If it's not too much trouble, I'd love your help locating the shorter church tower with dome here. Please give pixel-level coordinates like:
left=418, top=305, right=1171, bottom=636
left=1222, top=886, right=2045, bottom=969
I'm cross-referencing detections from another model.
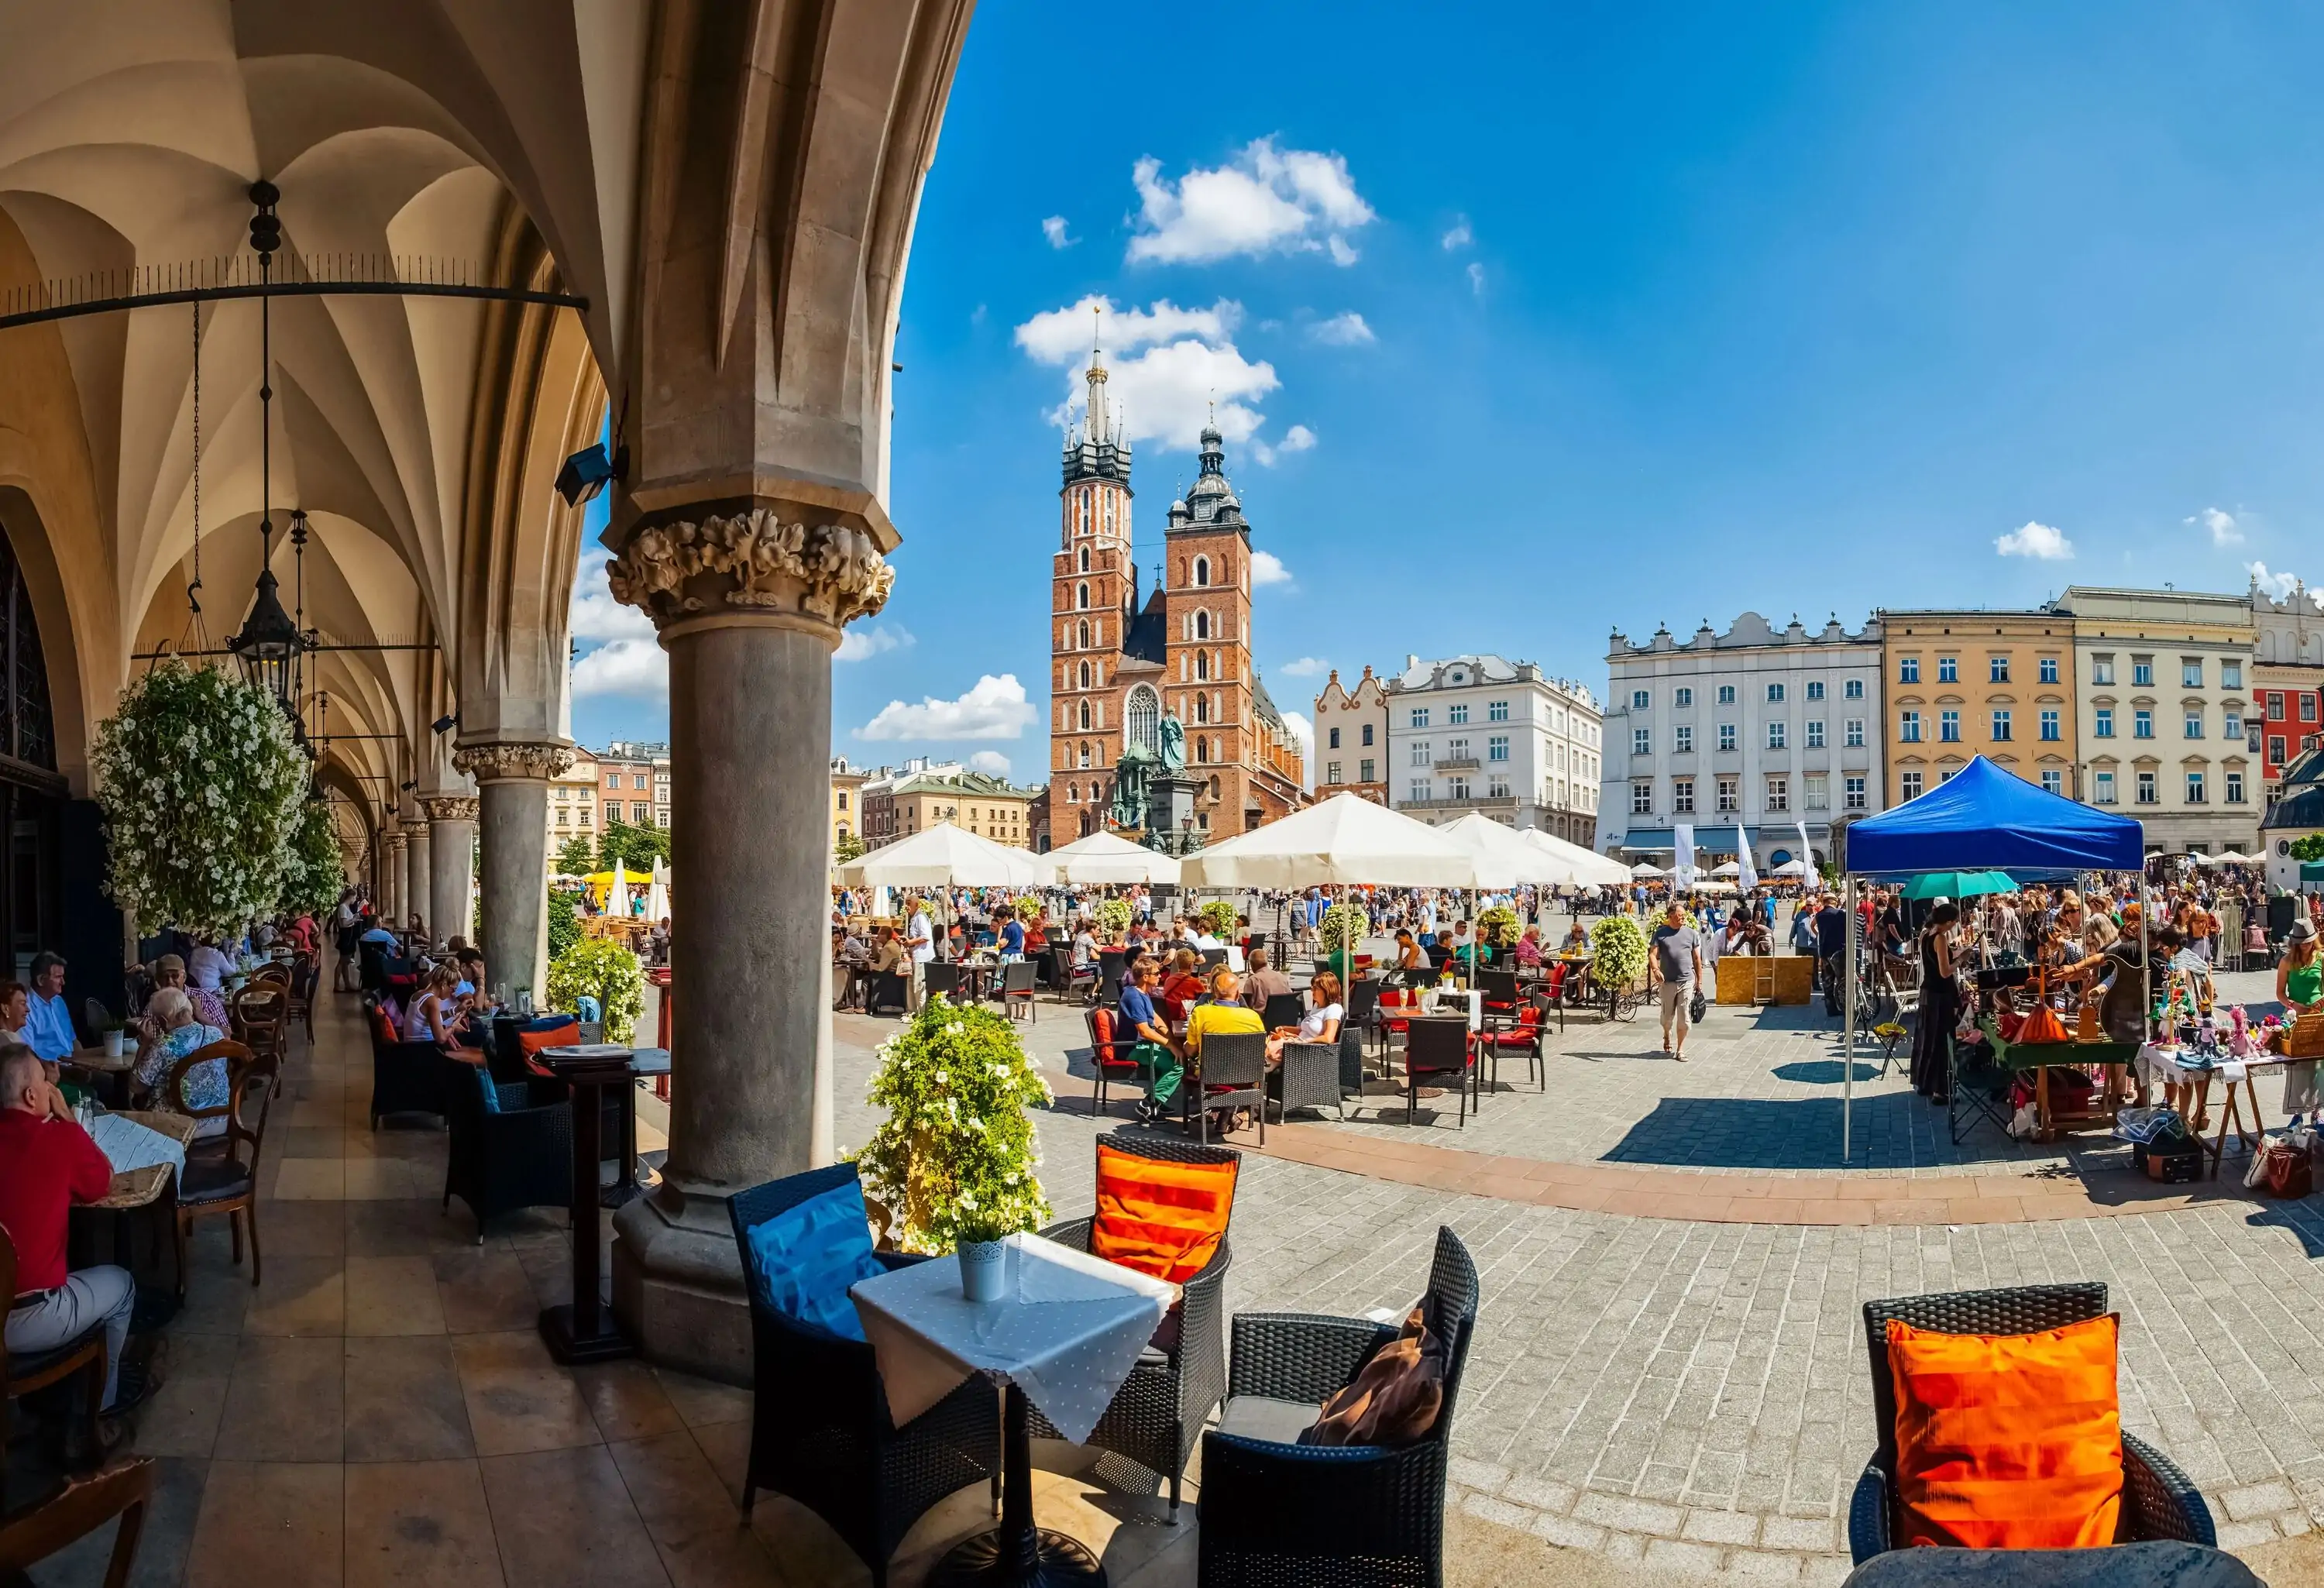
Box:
left=1047, top=338, right=1308, bottom=844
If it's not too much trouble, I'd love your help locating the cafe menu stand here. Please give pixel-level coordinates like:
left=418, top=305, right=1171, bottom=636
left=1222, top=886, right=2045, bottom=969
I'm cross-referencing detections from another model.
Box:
left=531, top=1043, right=662, bottom=1363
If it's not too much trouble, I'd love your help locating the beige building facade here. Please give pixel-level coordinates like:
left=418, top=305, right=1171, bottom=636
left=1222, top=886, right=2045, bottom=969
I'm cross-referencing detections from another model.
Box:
left=1312, top=666, right=1390, bottom=805
left=830, top=757, right=869, bottom=853
left=863, top=768, right=1036, bottom=850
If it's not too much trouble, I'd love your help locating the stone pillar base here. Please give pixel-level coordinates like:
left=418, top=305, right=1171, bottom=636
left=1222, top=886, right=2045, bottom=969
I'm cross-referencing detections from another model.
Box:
left=610, top=1177, right=753, bottom=1386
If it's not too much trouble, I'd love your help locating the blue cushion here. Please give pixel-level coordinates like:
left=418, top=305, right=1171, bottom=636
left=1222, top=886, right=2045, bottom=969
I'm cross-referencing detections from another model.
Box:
left=745, top=1179, right=882, bottom=1342
left=475, top=1066, right=500, bottom=1113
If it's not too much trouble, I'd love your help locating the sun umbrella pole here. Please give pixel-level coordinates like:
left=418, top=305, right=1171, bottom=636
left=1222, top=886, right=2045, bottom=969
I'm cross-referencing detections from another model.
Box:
left=1843, top=872, right=1857, bottom=1165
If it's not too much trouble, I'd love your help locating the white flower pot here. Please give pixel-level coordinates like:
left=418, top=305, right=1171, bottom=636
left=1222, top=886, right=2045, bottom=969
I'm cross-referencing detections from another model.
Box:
left=957, top=1239, right=1006, bottom=1303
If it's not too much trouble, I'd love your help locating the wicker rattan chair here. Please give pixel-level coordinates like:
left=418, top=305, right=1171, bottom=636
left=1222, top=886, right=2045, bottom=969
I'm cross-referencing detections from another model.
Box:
left=1032, top=1134, right=1239, bottom=1516
left=1270, top=1040, right=1346, bottom=1122
left=1199, top=1225, right=1480, bottom=1588
left=363, top=995, right=451, bottom=1127
left=442, top=1062, right=573, bottom=1243
left=1187, top=1031, right=1268, bottom=1145
left=727, top=1164, right=999, bottom=1586
left=1849, top=1283, right=2215, bottom=1563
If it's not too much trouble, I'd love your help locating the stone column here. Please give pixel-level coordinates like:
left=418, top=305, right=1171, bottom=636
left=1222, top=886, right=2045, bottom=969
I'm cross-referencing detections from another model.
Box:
left=608, top=507, right=892, bottom=1383
left=453, top=741, right=573, bottom=1003
left=381, top=831, right=405, bottom=923
left=421, top=794, right=478, bottom=949
left=406, top=823, right=432, bottom=936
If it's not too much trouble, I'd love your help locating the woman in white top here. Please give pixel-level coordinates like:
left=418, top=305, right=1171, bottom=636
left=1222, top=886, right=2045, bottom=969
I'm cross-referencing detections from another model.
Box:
left=186, top=937, right=235, bottom=992
left=404, top=961, right=462, bottom=1047
left=1267, top=971, right=1344, bottom=1060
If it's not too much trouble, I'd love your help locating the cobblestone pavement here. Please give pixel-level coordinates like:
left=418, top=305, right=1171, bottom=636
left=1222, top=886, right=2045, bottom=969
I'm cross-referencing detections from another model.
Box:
left=827, top=944, right=2324, bottom=1582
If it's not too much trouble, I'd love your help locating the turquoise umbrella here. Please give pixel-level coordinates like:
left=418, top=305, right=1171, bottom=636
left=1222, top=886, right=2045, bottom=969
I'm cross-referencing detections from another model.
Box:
left=1899, top=870, right=2016, bottom=900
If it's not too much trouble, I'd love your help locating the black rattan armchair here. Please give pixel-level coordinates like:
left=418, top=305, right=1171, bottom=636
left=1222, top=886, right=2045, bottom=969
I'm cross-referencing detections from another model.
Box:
left=1199, top=1225, right=1480, bottom=1588
left=442, top=1064, right=572, bottom=1243
left=363, top=995, right=449, bottom=1127
left=1188, top=1031, right=1268, bottom=1145
left=1033, top=1134, right=1239, bottom=1516
left=728, top=1164, right=999, bottom=1587
left=1270, top=1040, right=1346, bottom=1122
left=1849, top=1283, right=2215, bottom=1564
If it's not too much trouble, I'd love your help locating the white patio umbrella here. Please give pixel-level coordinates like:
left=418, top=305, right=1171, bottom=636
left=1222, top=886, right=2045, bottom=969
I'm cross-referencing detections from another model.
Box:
left=1439, top=812, right=1576, bottom=888
left=2202, top=850, right=2257, bottom=866
left=645, top=871, right=670, bottom=922
left=1178, top=791, right=1477, bottom=889
left=1629, top=861, right=1668, bottom=878
left=1515, top=828, right=1633, bottom=888
left=836, top=822, right=1048, bottom=890
left=1710, top=860, right=1742, bottom=878
left=1769, top=858, right=1812, bottom=878
left=1045, top=830, right=1182, bottom=886
left=607, top=868, right=631, bottom=918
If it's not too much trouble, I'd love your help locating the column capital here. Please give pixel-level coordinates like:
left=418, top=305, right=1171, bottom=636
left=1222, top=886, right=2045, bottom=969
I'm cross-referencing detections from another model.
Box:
left=453, top=739, right=577, bottom=785
left=606, top=505, right=893, bottom=644
left=420, top=794, right=481, bottom=823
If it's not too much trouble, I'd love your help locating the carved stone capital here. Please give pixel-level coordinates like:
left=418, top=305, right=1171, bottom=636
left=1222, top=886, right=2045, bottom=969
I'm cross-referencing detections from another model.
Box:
left=419, top=794, right=481, bottom=823
left=605, top=508, right=894, bottom=638
left=453, top=740, right=578, bottom=785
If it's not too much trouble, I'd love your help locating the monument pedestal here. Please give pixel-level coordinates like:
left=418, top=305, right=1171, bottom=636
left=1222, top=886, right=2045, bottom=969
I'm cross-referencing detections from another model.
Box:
left=1146, top=773, right=1203, bottom=855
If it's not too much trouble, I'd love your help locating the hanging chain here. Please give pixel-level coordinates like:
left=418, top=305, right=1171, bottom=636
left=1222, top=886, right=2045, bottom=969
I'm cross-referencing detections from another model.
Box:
left=174, top=297, right=209, bottom=662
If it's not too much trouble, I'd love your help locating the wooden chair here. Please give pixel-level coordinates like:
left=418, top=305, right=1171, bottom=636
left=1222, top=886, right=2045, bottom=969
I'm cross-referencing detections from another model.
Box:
left=0, top=1227, right=109, bottom=1508
left=169, top=1045, right=277, bottom=1298
left=0, top=1456, right=155, bottom=1584
left=228, top=984, right=288, bottom=1066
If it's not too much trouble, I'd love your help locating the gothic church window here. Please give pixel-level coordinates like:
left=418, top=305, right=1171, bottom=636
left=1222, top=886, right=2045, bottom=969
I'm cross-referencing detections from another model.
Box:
left=1195, top=610, right=1210, bottom=640
left=1078, top=700, right=1092, bottom=730
left=1077, top=583, right=1089, bottom=610
left=1077, top=620, right=1089, bottom=648
left=1078, top=546, right=1089, bottom=572
left=1078, top=661, right=1092, bottom=689
left=1196, top=653, right=1209, bottom=680
left=1128, top=686, right=1160, bottom=753
left=1195, top=556, right=1210, bottom=586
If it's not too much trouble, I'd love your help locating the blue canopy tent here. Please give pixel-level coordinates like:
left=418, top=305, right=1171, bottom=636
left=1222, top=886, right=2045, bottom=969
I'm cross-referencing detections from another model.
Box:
left=1836, top=758, right=2147, bottom=1160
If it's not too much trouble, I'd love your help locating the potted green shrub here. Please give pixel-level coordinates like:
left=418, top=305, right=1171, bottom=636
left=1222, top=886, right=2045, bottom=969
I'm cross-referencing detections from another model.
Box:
left=1477, top=904, right=1520, bottom=957
left=1096, top=897, right=1133, bottom=938
left=546, top=936, right=647, bottom=1042
left=1197, top=899, right=1240, bottom=940
left=1590, top=915, right=1649, bottom=1009
left=853, top=997, right=1052, bottom=1254
left=1319, top=899, right=1368, bottom=980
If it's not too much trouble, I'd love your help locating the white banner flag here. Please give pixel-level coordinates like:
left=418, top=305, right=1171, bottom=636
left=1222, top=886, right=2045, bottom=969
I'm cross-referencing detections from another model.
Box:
left=1734, top=823, right=1758, bottom=892
left=1798, top=820, right=1817, bottom=886
left=1674, top=822, right=1697, bottom=892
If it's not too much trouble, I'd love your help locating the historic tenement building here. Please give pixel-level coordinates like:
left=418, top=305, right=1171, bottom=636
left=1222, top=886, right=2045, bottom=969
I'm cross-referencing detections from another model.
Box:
left=1047, top=345, right=1305, bottom=842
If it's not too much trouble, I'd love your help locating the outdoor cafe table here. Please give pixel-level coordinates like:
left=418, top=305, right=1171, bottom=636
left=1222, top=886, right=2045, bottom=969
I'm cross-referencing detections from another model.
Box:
left=62, top=1042, right=136, bottom=1107
left=2139, top=1042, right=2295, bottom=1178
left=72, top=1109, right=196, bottom=1308
left=851, top=1232, right=1177, bottom=1586
left=531, top=1043, right=669, bottom=1365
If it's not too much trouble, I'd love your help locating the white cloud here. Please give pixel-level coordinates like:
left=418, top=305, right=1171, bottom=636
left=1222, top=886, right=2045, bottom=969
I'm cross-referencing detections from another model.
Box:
left=2188, top=506, right=2242, bottom=546
left=967, top=750, right=1013, bottom=777
left=858, top=674, right=1036, bottom=742
left=571, top=638, right=667, bottom=699
left=836, top=624, right=913, bottom=662
left=1308, top=311, right=1373, bottom=346
left=1277, top=424, right=1316, bottom=453
left=1250, top=550, right=1293, bottom=586
left=1040, top=215, right=1074, bottom=249
left=1278, top=656, right=1329, bottom=677
left=568, top=551, right=655, bottom=642
left=1126, top=138, right=1375, bottom=266
left=1466, top=261, right=1485, bottom=296
left=2247, top=561, right=2306, bottom=601
left=1441, top=218, right=1473, bottom=250
left=1995, top=521, right=2074, bottom=560
left=1015, top=294, right=1241, bottom=363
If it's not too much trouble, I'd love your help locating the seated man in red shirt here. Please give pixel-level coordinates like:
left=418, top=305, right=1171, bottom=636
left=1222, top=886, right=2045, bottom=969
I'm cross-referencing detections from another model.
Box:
left=0, top=1043, right=144, bottom=1418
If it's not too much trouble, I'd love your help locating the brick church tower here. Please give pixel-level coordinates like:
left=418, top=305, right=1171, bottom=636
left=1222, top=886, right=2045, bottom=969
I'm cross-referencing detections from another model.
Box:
left=1050, top=338, right=1134, bottom=820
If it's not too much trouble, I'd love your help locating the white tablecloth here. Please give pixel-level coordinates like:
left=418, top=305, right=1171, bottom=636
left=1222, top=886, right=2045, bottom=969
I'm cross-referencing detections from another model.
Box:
left=88, top=1112, right=187, bottom=1177
left=851, top=1232, right=1177, bottom=1444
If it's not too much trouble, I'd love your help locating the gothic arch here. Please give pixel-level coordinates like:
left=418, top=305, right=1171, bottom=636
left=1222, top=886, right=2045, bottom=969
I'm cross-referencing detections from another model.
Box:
left=1126, top=685, right=1159, bottom=754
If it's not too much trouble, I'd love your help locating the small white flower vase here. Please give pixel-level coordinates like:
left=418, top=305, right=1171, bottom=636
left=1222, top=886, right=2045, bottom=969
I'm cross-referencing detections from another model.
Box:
left=957, top=1239, right=1006, bottom=1303
left=105, top=1029, right=126, bottom=1058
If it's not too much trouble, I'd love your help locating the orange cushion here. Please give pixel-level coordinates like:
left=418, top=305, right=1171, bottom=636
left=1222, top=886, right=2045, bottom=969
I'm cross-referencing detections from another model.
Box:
left=1089, top=1142, right=1236, bottom=1283
left=517, top=1019, right=579, bottom=1056
left=373, top=1008, right=397, bottom=1047
left=1887, top=1314, right=2122, bottom=1549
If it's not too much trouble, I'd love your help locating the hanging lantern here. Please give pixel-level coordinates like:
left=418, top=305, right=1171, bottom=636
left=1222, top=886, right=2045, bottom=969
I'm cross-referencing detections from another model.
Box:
left=227, top=555, right=303, bottom=714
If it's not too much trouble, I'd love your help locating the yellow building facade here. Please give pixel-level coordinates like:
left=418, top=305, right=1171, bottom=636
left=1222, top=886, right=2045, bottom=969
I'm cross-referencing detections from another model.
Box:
left=1881, top=610, right=2078, bottom=805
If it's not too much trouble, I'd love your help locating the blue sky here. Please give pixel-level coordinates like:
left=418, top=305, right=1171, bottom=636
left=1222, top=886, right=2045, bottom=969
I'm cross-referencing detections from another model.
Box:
left=569, top=0, right=2324, bottom=777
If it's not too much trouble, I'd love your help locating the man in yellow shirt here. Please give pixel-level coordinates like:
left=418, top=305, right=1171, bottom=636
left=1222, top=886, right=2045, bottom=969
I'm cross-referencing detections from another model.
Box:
left=1181, top=968, right=1266, bottom=1130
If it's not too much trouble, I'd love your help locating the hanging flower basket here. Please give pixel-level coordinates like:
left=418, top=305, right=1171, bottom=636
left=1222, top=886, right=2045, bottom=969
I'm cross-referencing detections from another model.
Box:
left=90, top=659, right=308, bottom=938
left=280, top=796, right=348, bottom=918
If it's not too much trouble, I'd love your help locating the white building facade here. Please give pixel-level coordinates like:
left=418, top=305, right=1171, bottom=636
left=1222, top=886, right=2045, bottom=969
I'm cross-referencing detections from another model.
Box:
left=1386, top=655, right=1601, bottom=842
left=1600, top=613, right=1884, bottom=871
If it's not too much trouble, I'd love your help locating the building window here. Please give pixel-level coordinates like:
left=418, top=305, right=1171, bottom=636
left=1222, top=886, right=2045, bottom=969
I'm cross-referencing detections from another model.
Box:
left=1844, top=775, right=1867, bottom=811
left=2305, top=693, right=2319, bottom=722
left=1900, top=771, right=1923, bottom=801
left=2040, top=769, right=2062, bottom=796
left=1845, top=718, right=1865, bottom=748
left=1328, top=726, right=1341, bottom=749
left=1078, top=700, right=1092, bottom=730
left=2133, top=709, right=2153, bottom=739
left=2186, top=771, right=2206, bottom=804
left=1899, top=658, right=1920, bottom=683
left=1631, top=780, right=1655, bottom=815
left=1194, top=556, right=1209, bottom=586
left=2132, top=656, right=2154, bottom=686
left=1899, top=710, right=1923, bottom=743
left=2227, top=770, right=2247, bottom=803
left=2094, top=706, right=2114, bottom=738
left=1717, top=684, right=1736, bottom=704
left=1717, top=777, right=1739, bottom=813
left=1412, top=741, right=1432, bottom=767
left=1766, top=682, right=1786, bottom=703
left=1673, top=777, right=1695, bottom=813
left=556, top=809, right=569, bottom=827
left=1718, top=724, right=1738, bottom=751
left=634, top=803, right=651, bottom=823
left=2092, top=655, right=2115, bottom=686
left=1360, top=723, right=1375, bottom=747
left=1845, top=679, right=1864, bottom=699
left=2040, top=709, right=2060, bottom=741
left=2269, top=693, right=2287, bottom=721
left=1488, top=776, right=1511, bottom=798
left=1805, top=772, right=1828, bottom=808
left=581, top=809, right=593, bottom=827
left=1448, top=737, right=1470, bottom=762
left=1360, top=758, right=1376, bottom=782
left=2181, top=658, right=2203, bottom=688
left=2271, top=734, right=2288, bottom=764
left=1765, top=776, right=1788, bottom=812
left=1674, top=688, right=1693, bottom=707
left=1410, top=707, right=1429, bottom=727
left=2222, top=659, right=2243, bottom=689
left=1632, top=728, right=1651, bottom=754
left=1674, top=725, right=1693, bottom=752
left=1447, top=775, right=1471, bottom=800
left=1325, top=761, right=1342, bottom=784
left=1991, top=710, right=2012, bottom=741
left=2137, top=771, right=2157, bottom=804
left=1806, top=720, right=1824, bottom=748
left=2224, top=709, right=2243, bottom=741
left=1938, top=656, right=1958, bottom=683
left=1631, top=689, right=1649, bottom=710
left=2039, top=655, right=2059, bottom=684
left=1940, top=710, right=1961, bottom=742
left=2182, top=711, right=2202, bottom=740
left=1989, top=656, right=2009, bottom=683
left=1076, top=583, right=1089, bottom=610
left=1411, top=779, right=1430, bottom=803
left=1488, top=735, right=1510, bottom=761
left=1807, top=680, right=1826, bottom=701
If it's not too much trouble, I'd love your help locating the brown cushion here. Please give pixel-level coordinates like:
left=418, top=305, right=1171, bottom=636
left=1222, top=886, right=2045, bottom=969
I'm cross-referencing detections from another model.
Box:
left=1302, top=1304, right=1447, bottom=1448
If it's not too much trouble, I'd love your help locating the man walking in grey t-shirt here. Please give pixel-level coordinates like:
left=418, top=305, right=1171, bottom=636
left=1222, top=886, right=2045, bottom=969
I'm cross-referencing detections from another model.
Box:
left=1648, top=902, right=1706, bottom=1060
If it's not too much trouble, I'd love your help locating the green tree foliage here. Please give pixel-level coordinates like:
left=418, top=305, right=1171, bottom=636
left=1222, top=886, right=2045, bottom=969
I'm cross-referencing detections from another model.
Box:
left=556, top=836, right=597, bottom=875
left=834, top=832, right=868, bottom=864
left=851, top=997, right=1052, bottom=1253
left=598, top=818, right=671, bottom=874
left=2292, top=835, right=2324, bottom=863
left=545, top=936, right=646, bottom=1043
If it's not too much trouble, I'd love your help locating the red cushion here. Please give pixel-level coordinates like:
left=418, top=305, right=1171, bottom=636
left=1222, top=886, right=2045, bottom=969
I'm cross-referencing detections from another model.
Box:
left=373, top=1009, right=397, bottom=1047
